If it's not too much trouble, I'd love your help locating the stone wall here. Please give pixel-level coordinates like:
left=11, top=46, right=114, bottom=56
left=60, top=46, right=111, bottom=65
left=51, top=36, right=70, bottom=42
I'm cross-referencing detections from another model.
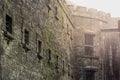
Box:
left=68, top=5, right=110, bottom=80
left=101, top=31, right=120, bottom=80
left=0, top=0, right=73, bottom=80
left=1, top=0, right=120, bottom=80
left=101, top=17, right=120, bottom=80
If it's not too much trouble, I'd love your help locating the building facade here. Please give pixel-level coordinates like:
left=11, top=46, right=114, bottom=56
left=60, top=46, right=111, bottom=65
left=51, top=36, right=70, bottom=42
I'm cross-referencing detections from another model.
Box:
left=0, top=0, right=73, bottom=80
left=0, top=0, right=120, bottom=80
left=101, top=18, right=120, bottom=80
left=67, top=5, right=111, bottom=80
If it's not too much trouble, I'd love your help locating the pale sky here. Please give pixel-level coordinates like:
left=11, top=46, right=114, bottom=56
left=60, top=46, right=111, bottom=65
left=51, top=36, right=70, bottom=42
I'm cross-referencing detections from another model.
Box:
left=68, top=0, right=120, bottom=17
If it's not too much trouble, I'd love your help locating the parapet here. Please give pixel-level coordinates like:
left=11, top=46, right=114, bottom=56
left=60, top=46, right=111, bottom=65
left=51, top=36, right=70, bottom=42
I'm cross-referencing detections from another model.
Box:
left=67, top=5, right=111, bottom=22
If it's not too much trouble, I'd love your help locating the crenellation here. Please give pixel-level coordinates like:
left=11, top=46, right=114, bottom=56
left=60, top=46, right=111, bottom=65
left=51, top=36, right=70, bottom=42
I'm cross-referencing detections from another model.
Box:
left=67, top=5, right=74, bottom=13
left=76, top=6, right=87, bottom=13
left=68, top=5, right=111, bottom=22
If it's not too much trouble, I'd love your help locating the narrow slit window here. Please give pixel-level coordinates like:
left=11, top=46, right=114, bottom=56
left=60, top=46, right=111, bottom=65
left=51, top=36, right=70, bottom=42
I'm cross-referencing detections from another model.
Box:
left=63, top=60, right=65, bottom=73
left=6, top=14, right=12, bottom=34
left=48, top=49, right=51, bottom=61
left=24, top=29, right=29, bottom=45
left=38, top=40, right=42, bottom=53
left=55, top=6, right=58, bottom=15
left=56, top=55, right=59, bottom=68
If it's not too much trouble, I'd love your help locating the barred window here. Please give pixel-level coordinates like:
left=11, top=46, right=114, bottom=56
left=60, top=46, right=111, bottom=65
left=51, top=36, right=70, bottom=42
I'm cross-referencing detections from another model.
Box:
left=85, top=33, right=94, bottom=55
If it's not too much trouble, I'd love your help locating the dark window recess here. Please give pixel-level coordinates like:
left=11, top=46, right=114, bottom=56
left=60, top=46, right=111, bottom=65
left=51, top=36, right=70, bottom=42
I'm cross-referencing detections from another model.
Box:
left=37, top=40, right=43, bottom=61
left=46, top=0, right=51, bottom=10
left=85, top=70, right=95, bottom=80
left=56, top=55, right=59, bottom=69
left=24, top=29, right=29, bottom=45
left=6, top=14, right=12, bottom=34
left=55, top=6, right=58, bottom=15
left=62, top=60, right=65, bottom=74
left=85, top=46, right=94, bottom=55
left=48, top=49, right=52, bottom=63
left=54, top=6, right=59, bottom=20
left=22, top=29, right=30, bottom=52
left=85, top=34, right=94, bottom=45
left=68, top=65, right=70, bottom=76
left=38, top=40, right=42, bottom=53
left=3, top=14, right=14, bottom=44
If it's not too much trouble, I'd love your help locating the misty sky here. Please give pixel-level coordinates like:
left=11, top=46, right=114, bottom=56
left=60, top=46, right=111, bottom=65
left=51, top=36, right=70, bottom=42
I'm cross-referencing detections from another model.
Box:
left=68, top=0, right=120, bottom=17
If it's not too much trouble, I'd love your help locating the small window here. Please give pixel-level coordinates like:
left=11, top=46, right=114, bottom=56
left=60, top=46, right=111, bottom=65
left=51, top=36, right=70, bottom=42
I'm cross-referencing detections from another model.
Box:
left=46, top=0, right=51, bottom=11
left=6, top=14, right=12, bottom=34
left=85, top=46, right=94, bottom=55
left=36, top=40, right=43, bottom=61
left=48, top=49, right=51, bottom=62
left=55, top=6, right=58, bottom=15
left=24, top=29, right=29, bottom=45
left=62, top=60, right=65, bottom=74
left=85, top=34, right=94, bottom=45
left=56, top=55, right=59, bottom=68
left=68, top=64, right=70, bottom=76
left=38, top=40, right=42, bottom=53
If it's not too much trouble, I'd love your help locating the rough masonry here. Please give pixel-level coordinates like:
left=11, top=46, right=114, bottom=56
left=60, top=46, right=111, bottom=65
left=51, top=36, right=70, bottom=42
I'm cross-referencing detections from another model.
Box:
left=0, top=0, right=120, bottom=80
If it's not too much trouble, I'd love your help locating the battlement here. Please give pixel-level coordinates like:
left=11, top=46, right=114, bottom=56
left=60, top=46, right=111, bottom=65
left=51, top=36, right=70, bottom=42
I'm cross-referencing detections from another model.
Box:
left=59, top=0, right=111, bottom=22
left=67, top=5, right=111, bottom=22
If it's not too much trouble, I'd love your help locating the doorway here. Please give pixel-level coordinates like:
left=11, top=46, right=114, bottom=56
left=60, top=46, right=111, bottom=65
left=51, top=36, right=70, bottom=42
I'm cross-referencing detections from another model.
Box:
left=85, top=70, right=95, bottom=80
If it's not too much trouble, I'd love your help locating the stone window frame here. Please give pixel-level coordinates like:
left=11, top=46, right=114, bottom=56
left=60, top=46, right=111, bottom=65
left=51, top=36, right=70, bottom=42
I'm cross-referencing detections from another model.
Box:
left=36, top=33, right=43, bottom=61
left=54, top=5, right=59, bottom=20
left=68, top=64, right=71, bottom=76
left=24, top=29, right=29, bottom=45
left=6, top=14, right=13, bottom=34
left=55, top=55, right=59, bottom=69
left=48, top=49, right=51, bottom=60
left=37, top=40, right=42, bottom=53
left=84, top=33, right=95, bottom=56
left=62, top=60, right=65, bottom=74
left=48, top=49, right=52, bottom=64
left=21, top=27, right=30, bottom=53
left=55, top=6, right=58, bottom=15
left=55, top=54, right=62, bottom=73
left=46, top=0, right=52, bottom=11
left=3, top=13, right=14, bottom=44
left=84, top=46, right=94, bottom=56
left=85, top=33, right=94, bottom=46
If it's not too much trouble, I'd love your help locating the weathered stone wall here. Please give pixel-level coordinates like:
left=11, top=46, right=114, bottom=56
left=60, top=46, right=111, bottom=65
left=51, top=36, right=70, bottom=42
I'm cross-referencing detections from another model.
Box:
left=0, top=0, right=73, bottom=80
left=101, top=31, right=120, bottom=80
left=101, top=16, right=120, bottom=80
left=1, top=0, right=120, bottom=80
left=68, top=5, right=110, bottom=80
